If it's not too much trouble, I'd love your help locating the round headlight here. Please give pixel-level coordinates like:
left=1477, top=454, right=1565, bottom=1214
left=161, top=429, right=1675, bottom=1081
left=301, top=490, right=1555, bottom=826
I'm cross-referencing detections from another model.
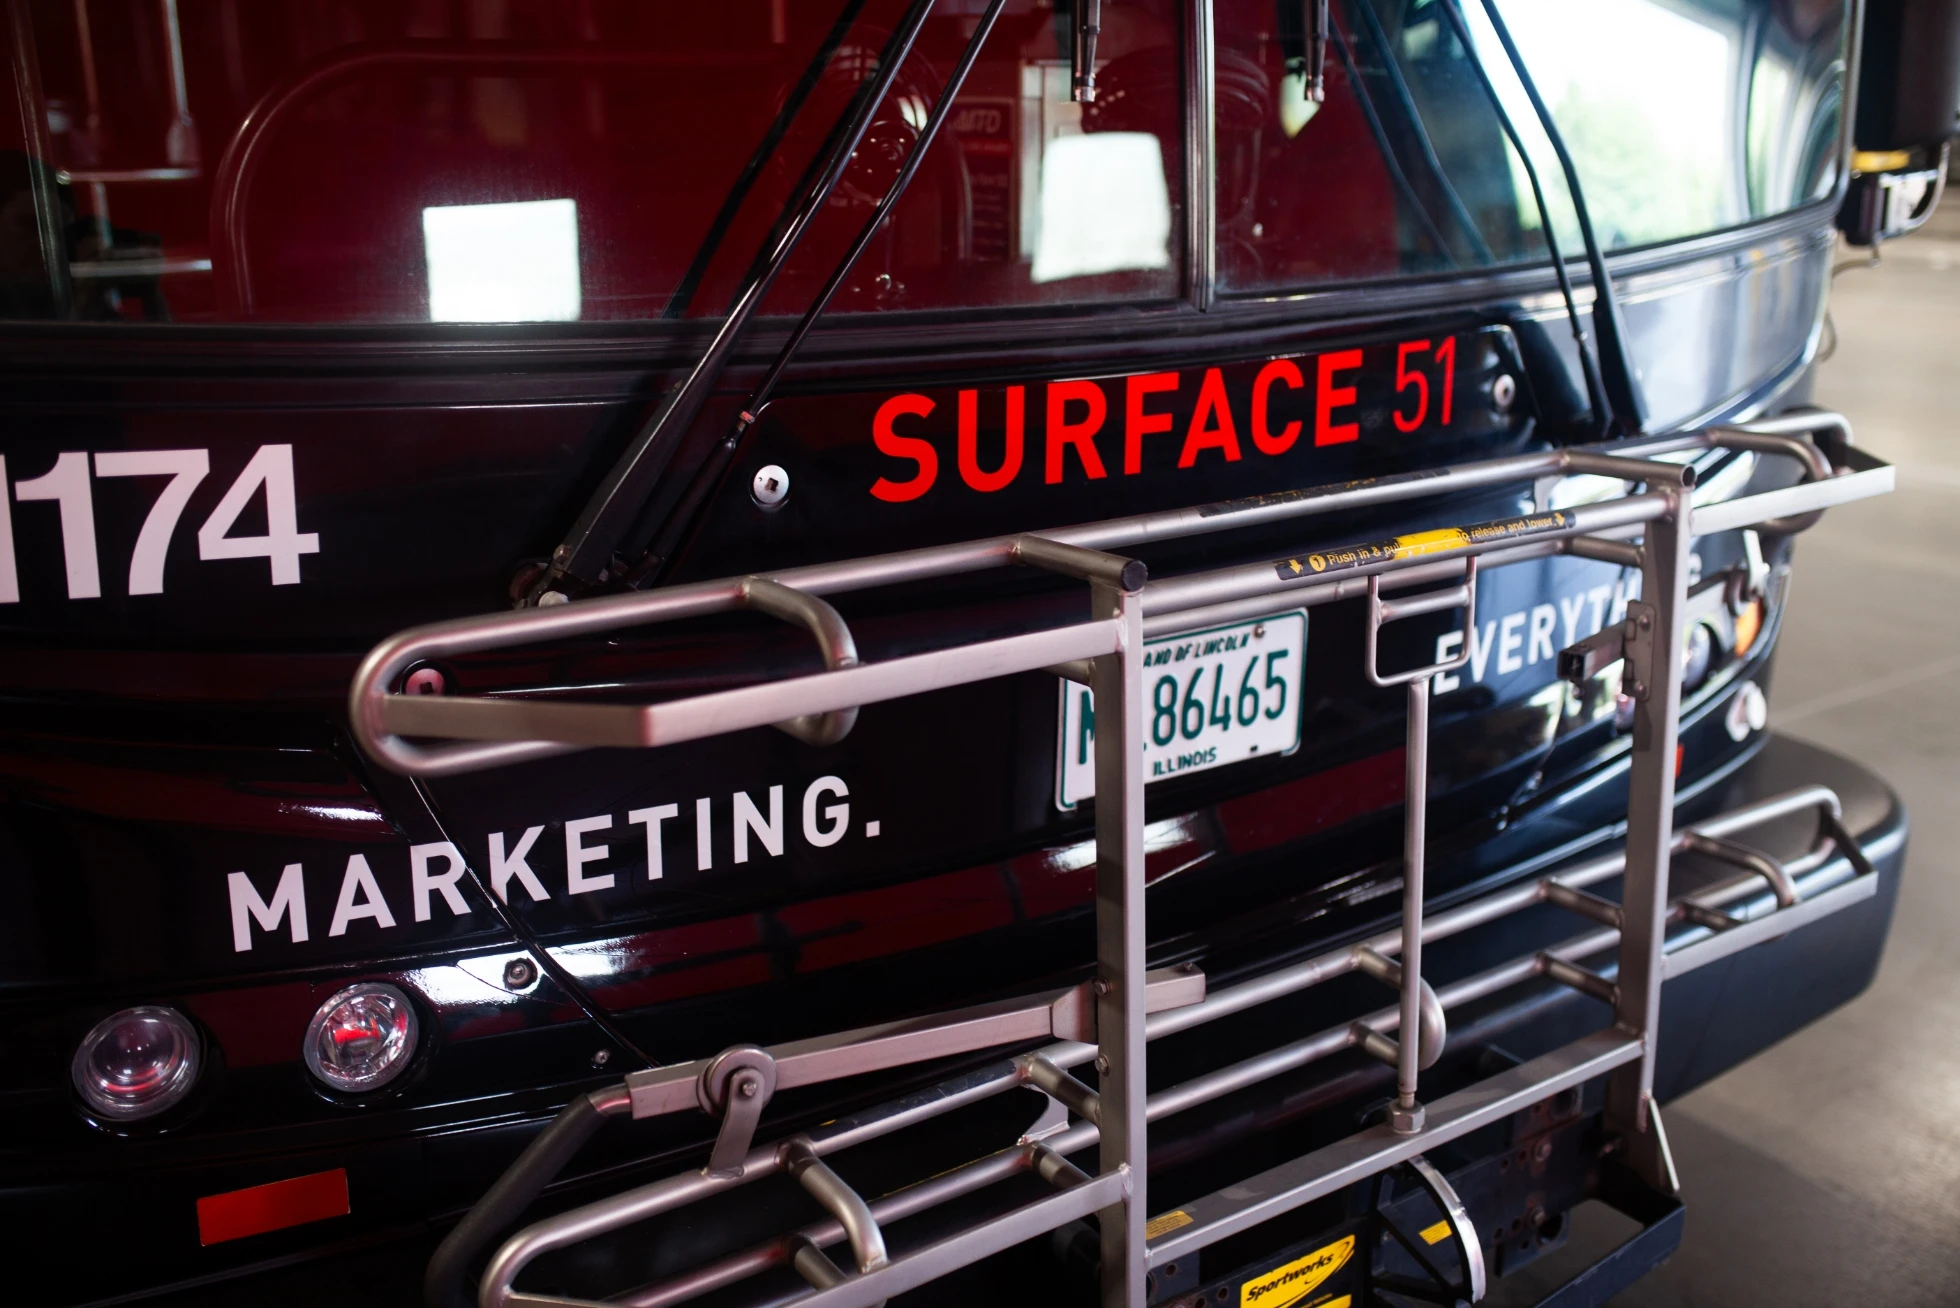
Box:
left=303, top=982, right=418, bottom=1094
left=1681, top=622, right=1715, bottom=694
left=72, top=1005, right=202, bottom=1121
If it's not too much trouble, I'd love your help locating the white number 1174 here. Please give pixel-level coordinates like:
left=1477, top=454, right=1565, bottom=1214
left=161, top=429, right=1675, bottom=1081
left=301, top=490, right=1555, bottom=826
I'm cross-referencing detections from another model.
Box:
left=0, top=444, right=320, bottom=603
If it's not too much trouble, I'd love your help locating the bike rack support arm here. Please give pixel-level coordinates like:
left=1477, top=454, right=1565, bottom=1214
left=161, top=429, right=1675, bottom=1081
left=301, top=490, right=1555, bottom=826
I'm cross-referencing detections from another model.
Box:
left=424, top=1083, right=631, bottom=1308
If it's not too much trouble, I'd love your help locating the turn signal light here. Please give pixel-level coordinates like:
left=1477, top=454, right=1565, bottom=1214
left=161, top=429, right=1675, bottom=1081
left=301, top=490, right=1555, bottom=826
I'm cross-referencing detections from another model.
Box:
left=72, top=1006, right=202, bottom=1121
left=1733, top=597, right=1764, bottom=658
left=304, top=983, right=418, bottom=1093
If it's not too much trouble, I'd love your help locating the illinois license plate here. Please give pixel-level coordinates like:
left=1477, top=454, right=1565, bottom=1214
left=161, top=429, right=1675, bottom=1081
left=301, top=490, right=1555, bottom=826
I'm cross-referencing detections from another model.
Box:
left=1055, top=612, right=1307, bottom=809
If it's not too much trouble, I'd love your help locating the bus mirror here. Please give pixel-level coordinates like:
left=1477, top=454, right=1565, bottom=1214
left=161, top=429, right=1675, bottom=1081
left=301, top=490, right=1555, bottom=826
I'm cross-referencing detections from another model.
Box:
left=1841, top=0, right=1960, bottom=245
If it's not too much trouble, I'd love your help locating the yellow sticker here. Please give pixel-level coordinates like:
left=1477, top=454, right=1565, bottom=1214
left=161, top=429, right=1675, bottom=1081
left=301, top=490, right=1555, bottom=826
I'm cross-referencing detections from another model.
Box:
left=1144, top=1210, right=1194, bottom=1239
left=1240, top=1234, right=1355, bottom=1308
left=1389, top=528, right=1471, bottom=561
left=1419, top=1219, right=1453, bottom=1246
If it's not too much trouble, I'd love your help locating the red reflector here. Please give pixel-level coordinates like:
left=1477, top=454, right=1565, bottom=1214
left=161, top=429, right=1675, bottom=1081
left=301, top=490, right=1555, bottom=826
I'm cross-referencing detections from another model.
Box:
left=196, top=1168, right=349, bottom=1246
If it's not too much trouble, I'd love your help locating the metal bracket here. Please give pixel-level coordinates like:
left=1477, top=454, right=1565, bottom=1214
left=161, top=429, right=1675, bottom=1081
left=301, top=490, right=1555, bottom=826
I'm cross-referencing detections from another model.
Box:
left=1556, top=620, right=1625, bottom=688
left=1558, top=596, right=1663, bottom=702
left=1619, top=601, right=1658, bottom=701
left=699, top=1045, right=778, bottom=1177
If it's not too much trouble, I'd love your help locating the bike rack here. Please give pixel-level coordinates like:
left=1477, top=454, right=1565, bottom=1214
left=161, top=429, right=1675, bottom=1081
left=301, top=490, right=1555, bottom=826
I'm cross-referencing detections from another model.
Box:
left=351, top=413, right=1893, bottom=1308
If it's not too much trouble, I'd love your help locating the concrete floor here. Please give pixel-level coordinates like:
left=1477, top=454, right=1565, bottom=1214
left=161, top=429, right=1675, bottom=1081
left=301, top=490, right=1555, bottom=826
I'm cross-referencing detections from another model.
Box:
left=1604, top=210, right=1960, bottom=1302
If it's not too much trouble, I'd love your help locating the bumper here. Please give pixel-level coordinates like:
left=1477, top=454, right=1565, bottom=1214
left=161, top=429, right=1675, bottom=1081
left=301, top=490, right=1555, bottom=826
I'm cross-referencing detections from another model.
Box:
left=12, top=731, right=1904, bottom=1307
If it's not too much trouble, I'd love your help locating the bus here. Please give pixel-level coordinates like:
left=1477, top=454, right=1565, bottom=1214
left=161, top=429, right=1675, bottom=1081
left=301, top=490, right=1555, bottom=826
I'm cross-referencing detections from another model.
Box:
left=1, top=1, right=1948, bottom=1304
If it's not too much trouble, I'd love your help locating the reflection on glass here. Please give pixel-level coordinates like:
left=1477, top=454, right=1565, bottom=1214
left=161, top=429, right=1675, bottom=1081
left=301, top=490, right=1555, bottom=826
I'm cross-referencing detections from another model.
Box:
left=1032, top=133, right=1173, bottom=283
left=422, top=199, right=582, bottom=323
left=1474, top=0, right=1737, bottom=248
left=2, top=1, right=1185, bottom=323
left=1213, top=0, right=1846, bottom=296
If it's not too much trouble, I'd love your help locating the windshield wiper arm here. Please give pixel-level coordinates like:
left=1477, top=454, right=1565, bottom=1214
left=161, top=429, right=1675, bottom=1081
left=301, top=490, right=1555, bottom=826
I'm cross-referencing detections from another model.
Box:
left=664, top=0, right=874, bottom=321
left=531, top=0, right=938, bottom=602
left=1346, top=0, right=1495, bottom=264
left=1474, top=0, right=1647, bottom=433
left=637, top=0, right=1013, bottom=581
left=1437, top=0, right=1613, bottom=434
left=1329, top=15, right=1460, bottom=265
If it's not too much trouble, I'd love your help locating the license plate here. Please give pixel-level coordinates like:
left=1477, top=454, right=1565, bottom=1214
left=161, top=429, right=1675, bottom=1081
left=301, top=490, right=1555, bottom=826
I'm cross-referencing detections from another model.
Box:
left=1055, top=612, right=1307, bottom=809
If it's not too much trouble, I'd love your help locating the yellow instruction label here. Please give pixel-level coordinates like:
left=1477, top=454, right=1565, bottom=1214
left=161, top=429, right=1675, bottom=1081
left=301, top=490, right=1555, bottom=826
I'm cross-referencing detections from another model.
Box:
left=1239, top=1234, right=1355, bottom=1308
left=1144, top=1210, right=1193, bottom=1239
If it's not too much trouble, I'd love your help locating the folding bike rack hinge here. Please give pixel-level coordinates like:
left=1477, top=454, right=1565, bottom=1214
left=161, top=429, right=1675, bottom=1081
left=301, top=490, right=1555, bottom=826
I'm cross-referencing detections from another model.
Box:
left=699, top=1045, right=778, bottom=1178
left=1619, top=600, right=1659, bottom=701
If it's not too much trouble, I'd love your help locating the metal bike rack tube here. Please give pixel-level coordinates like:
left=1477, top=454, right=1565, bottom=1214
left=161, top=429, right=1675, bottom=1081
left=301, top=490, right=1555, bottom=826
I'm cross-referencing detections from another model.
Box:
left=351, top=421, right=1878, bottom=781
left=392, top=418, right=1888, bottom=1308
left=490, top=786, right=1877, bottom=1308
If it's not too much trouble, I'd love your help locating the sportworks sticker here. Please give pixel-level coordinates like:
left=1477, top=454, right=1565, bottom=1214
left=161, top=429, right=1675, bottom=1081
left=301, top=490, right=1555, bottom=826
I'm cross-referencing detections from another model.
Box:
left=1240, top=1234, right=1355, bottom=1308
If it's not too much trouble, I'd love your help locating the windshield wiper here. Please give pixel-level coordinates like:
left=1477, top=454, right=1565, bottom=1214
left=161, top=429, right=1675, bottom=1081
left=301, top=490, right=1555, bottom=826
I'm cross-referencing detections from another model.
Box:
left=1326, top=10, right=1461, bottom=266
left=530, top=0, right=939, bottom=602
left=639, top=0, right=1014, bottom=583
left=1474, top=0, right=1646, bottom=434
left=663, top=0, right=873, bottom=321
left=1437, top=0, right=1614, bottom=434
left=1326, top=16, right=1459, bottom=264
left=1346, top=0, right=1495, bottom=264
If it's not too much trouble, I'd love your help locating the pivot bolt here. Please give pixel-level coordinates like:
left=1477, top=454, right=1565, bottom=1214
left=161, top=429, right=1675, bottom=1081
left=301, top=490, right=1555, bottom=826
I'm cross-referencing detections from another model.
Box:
left=502, top=957, right=537, bottom=989
left=591, top=1049, right=612, bottom=1069
left=403, top=665, right=446, bottom=696
left=1491, top=373, right=1517, bottom=413
left=752, top=464, right=791, bottom=508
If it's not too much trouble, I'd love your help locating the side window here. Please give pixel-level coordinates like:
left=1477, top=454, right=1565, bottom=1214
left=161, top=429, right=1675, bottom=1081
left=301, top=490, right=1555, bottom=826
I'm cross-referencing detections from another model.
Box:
left=0, top=0, right=1183, bottom=324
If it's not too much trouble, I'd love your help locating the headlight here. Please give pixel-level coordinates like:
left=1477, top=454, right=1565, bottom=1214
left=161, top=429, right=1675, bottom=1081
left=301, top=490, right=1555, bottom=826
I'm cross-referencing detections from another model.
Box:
left=72, top=1006, right=202, bottom=1121
left=303, top=982, right=419, bottom=1094
left=1681, top=623, right=1715, bottom=693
